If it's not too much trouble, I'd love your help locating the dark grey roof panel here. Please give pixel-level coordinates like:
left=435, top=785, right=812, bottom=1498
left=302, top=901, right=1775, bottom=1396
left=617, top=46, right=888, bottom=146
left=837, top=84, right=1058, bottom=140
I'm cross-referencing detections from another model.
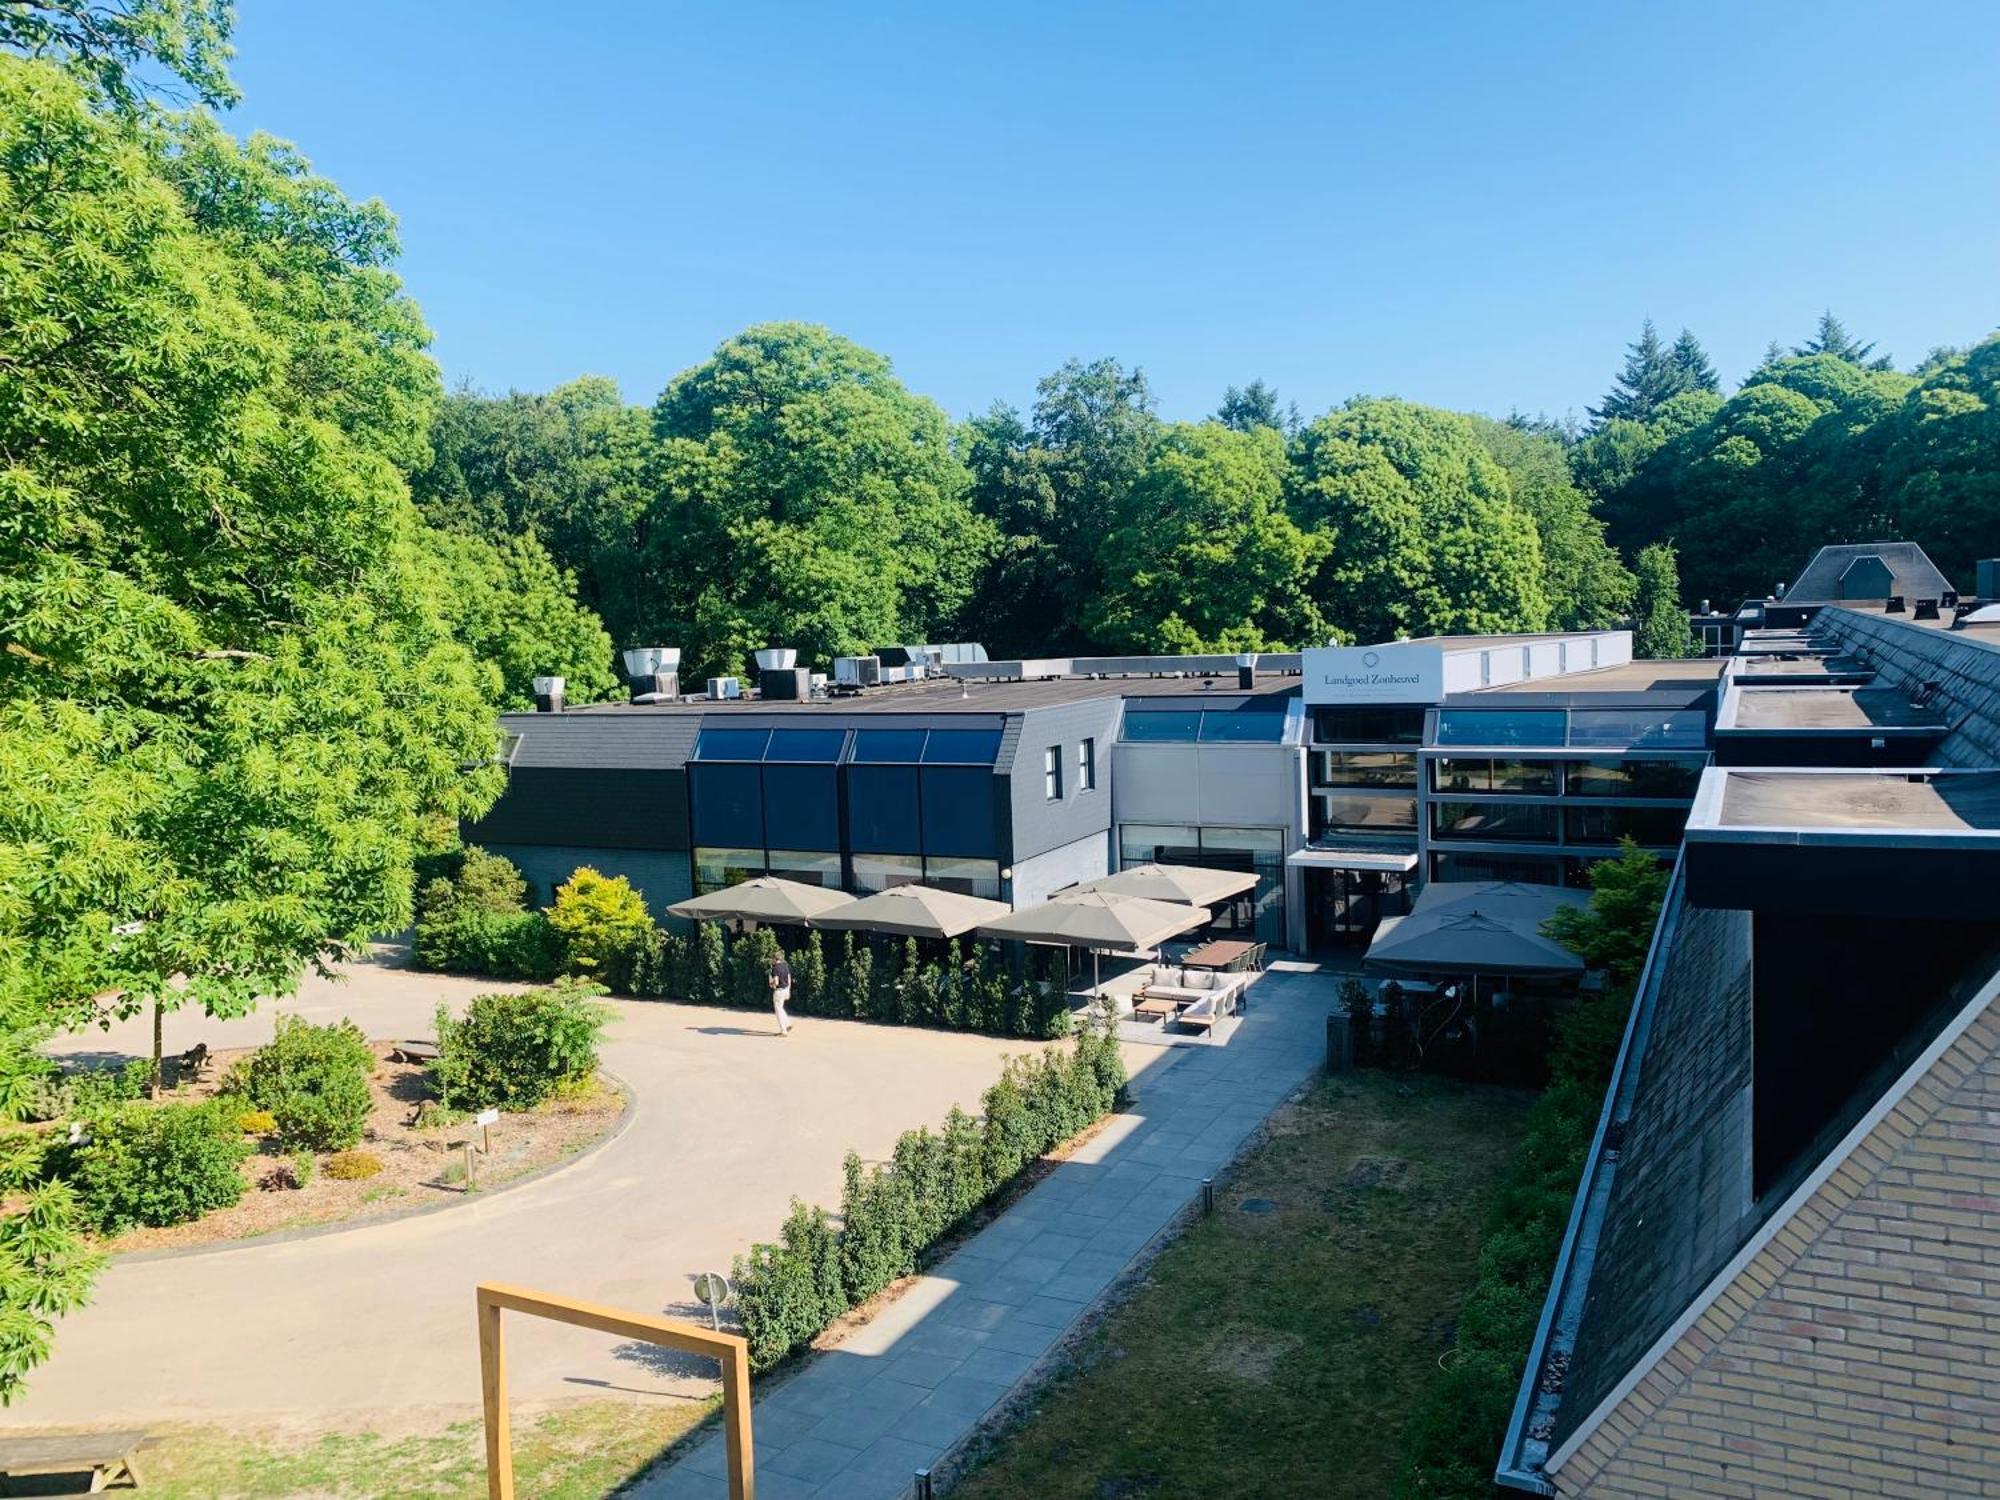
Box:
left=501, top=713, right=699, bottom=771
left=1787, top=541, right=1953, bottom=603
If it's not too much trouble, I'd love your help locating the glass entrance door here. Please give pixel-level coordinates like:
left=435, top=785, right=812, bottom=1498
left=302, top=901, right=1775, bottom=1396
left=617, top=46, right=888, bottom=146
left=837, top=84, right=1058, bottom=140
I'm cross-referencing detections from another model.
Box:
left=1306, top=868, right=1408, bottom=950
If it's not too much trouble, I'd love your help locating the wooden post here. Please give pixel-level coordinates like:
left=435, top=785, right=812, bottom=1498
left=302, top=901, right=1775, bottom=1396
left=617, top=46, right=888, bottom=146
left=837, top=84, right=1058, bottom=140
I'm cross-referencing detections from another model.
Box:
left=475, top=1283, right=754, bottom=1500
left=478, top=1293, right=510, bottom=1500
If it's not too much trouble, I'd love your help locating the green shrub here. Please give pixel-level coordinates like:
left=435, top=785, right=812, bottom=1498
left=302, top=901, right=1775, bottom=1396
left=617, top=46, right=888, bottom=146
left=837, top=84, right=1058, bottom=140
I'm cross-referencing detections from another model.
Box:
left=790, top=932, right=827, bottom=1015
left=235, top=1108, right=276, bottom=1135
left=415, top=906, right=562, bottom=981
left=686, top=921, right=726, bottom=1004
left=21, top=1058, right=151, bottom=1123
left=225, top=1016, right=375, bottom=1152
left=323, top=1150, right=383, bottom=1181
left=547, top=867, right=653, bottom=978
left=70, top=1101, right=249, bottom=1232
left=729, top=927, right=782, bottom=1009
left=732, top=1010, right=1125, bottom=1372
left=432, top=981, right=609, bottom=1112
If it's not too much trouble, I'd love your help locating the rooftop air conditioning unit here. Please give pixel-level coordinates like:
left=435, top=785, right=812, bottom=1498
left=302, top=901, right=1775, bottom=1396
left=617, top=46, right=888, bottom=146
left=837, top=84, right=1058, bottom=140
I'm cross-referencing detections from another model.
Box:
left=753, top=647, right=798, bottom=672
left=833, top=656, right=881, bottom=689
left=531, top=675, right=564, bottom=713
left=622, top=646, right=681, bottom=700
left=707, top=677, right=742, bottom=701
left=760, top=667, right=810, bottom=701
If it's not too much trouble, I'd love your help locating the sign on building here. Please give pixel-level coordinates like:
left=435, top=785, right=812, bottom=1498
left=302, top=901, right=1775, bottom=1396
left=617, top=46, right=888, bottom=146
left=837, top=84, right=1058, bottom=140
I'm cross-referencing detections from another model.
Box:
left=1302, top=643, right=1445, bottom=705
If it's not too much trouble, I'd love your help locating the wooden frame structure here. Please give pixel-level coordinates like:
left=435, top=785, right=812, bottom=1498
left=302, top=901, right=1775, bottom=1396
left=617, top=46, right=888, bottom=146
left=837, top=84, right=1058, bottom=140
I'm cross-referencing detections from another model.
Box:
left=476, top=1281, right=755, bottom=1500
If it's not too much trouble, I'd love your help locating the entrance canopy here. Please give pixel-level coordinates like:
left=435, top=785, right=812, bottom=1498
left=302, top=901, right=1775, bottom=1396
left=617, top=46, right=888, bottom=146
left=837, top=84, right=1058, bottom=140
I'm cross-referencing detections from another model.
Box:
left=977, top=890, right=1208, bottom=953
left=809, top=884, right=1010, bottom=939
left=1364, top=880, right=1588, bottom=978
left=1075, top=862, right=1257, bottom=907
left=667, top=876, right=856, bottom=926
left=1287, top=846, right=1419, bottom=873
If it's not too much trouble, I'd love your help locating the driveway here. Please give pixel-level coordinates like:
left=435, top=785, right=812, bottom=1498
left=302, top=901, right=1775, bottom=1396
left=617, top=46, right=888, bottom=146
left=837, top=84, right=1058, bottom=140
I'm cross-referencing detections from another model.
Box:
left=9, top=954, right=1171, bottom=1431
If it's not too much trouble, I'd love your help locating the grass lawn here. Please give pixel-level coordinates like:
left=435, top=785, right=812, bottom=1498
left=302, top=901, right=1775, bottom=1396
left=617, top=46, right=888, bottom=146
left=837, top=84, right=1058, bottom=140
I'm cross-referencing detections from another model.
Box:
left=951, top=1069, right=1533, bottom=1500
left=69, top=1396, right=716, bottom=1499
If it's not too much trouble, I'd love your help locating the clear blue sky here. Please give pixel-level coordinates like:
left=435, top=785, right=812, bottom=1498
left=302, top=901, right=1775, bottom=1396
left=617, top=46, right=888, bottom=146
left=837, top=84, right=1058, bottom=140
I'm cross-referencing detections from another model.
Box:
left=231, top=1, right=2000, bottom=424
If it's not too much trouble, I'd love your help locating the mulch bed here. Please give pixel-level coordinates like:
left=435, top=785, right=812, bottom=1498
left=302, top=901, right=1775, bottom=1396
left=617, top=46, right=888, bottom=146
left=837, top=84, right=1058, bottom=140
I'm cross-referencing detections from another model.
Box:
left=98, top=1043, right=624, bottom=1255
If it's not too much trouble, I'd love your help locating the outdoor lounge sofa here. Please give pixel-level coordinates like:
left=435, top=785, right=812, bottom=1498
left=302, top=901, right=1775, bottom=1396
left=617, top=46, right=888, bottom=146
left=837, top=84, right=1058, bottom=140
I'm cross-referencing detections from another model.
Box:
left=1133, top=965, right=1252, bottom=1030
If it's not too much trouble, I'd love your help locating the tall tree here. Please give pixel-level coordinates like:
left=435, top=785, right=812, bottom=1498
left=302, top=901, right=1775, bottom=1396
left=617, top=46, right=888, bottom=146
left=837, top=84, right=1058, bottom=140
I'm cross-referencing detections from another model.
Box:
left=0, top=0, right=235, bottom=110
left=630, top=324, right=989, bottom=680
left=1588, top=319, right=1692, bottom=427
left=0, top=54, right=503, bottom=1393
left=1632, top=542, right=1698, bottom=658
left=1084, top=424, right=1327, bottom=652
left=418, top=530, right=620, bottom=709
left=1290, top=399, right=1550, bottom=641
left=1869, top=334, right=2000, bottom=585
left=1794, top=310, right=1892, bottom=371
left=1669, top=328, right=1719, bottom=393
left=1215, top=380, right=1300, bottom=436
left=1467, top=417, right=1635, bottom=630
left=961, top=358, right=1160, bottom=655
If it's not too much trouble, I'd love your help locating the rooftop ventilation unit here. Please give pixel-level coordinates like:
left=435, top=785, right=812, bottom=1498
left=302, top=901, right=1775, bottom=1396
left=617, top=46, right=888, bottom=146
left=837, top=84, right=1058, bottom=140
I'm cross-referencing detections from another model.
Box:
left=531, top=675, right=565, bottom=714
left=760, top=666, right=810, bottom=701
left=1885, top=594, right=1906, bottom=614
left=1914, top=598, right=1942, bottom=621
left=753, top=647, right=798, bottom=673
left=1942, top=590, right=1961, bottom=611
left=707, top=676, right=742, bottom=701
left=833, top=656, right=881, bottom=691
left=622, top=646, right=681, bottom=700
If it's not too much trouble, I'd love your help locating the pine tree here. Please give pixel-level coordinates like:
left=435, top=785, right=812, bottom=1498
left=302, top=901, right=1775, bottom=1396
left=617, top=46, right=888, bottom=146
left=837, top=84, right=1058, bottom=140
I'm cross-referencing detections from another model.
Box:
left=1793, top=310, right=1893, bottom=371
left=1215, top=380, right=1300, bottom=436
left=1669, top=329, right=1719, bottom=393
left=1589, top=319, right=1687, bottom=426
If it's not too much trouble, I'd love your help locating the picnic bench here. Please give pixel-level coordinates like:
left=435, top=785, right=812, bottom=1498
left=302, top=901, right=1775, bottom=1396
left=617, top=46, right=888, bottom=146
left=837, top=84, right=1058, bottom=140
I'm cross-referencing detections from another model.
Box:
left=388, top=1039, right=441, bottom=1064
left=0, top=1429, right=147, bottom=1492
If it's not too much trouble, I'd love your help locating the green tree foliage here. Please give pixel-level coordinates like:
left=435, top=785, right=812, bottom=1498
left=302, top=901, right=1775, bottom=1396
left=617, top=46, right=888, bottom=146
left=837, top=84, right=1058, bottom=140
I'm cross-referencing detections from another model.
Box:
left=417, top=528, right=619, bottom=708
left=1085, top=423, right=1328, bottom=652
left=545, top=868, right=652, bottom=978
left=431, top=982, right=609, bottom=1113
left=963, top=358, right=1161, bottom=655
left=0, top=0, right=236, bottom=111
left=1632, top=542, right=1698, bottom=659
left=1214, top=379, right=1300, bottom=436
left=1465, top=417, right=1634, bottom=630
left=1793, top=309, right=1892, bottom=371
left=0, top=59, right=503, bottom=1046
left=221, top=1016, right=374, bottom=1152
left=630, top=324, right=992, bottom=681
left=1291, top=399, right=1550, bottom=642
left=408, top=378, right=652, bottom=631
left=1588, top=318, right=1714, bottom=427
left=1868, top=334, right=2000, bottom=583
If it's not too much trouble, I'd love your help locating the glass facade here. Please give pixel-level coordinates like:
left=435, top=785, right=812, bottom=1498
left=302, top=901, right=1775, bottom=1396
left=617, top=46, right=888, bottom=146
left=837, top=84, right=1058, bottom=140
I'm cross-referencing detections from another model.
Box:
left=1311, top=791, right=1419, bottom=838
left=1431, top=757, right=1560, bottom=795
left=1431, top=800, right=1560, bottom=842
left=1117, top=822, right=1286, bottom=946
left=1567, top=757, right=1705, bottom=799
left=1122, top=709, right=1286, bottom=742
left=1563, top=804, right=1689, bottom=846
left=1433, top=709, right=1568, bottom=747
left=1566, top=708, right=1707, bottom=749
left=694, top=846, right=766, bottom=894
left=1312, top=705, right=1426, bottom=744
left=1197, top=712, right=1287, bottom=742
left=1313, top=749, right=1418, bottom=788
left=851, top=852, right=924, bottom=893
left=765, top=849, right=842, bottom=886
left=1431, top=850, right=1564, bottom=885
left=923, top=855, right=1002, bottom=899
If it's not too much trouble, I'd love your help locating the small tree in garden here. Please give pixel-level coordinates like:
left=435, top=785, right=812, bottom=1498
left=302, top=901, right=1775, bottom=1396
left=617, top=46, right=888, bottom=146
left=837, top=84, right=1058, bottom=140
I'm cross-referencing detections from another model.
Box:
left=546, top=868, right=653, bottom=977
left=730, top=928, right=782, bottom=1008
left=1339, top=977, right=1373, bottom=1065
left=866, top=940, right=900, bottom=1023
left=835, top=935, right=872, bottom=1018
left=432, top=981, right=610, bottom=1112
left=688, top=922, right=726, bottom=1003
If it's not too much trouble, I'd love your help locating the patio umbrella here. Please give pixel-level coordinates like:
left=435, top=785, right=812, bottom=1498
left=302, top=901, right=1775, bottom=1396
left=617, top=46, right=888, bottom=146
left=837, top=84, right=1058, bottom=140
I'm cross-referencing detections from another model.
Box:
left=1365, top=909, right=1583, bottom=978
left=1075, top=862, right=1258, bottom=907
left=977, top=890, right=1210, bottom=992
left=666, top=876, right=856, bottom=926
left=808, top=884, right=1011, bottom=939
left=1414, top=880, right=1590, bottom=922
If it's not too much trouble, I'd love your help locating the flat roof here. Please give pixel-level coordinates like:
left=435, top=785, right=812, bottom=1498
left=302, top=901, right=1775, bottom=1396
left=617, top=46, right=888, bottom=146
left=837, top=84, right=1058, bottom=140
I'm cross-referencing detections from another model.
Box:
left=1403, top=631, right=1612, bottom=648
left=1717, top=771, right=2000, bottom=833
left=1724, top=654, right=1871, bottom=680
left=531, top=671, right=1302, bottom=718
left=1465, top=659, right=1725, bottom=696
left=1716, top=685, right=1945, bottom=734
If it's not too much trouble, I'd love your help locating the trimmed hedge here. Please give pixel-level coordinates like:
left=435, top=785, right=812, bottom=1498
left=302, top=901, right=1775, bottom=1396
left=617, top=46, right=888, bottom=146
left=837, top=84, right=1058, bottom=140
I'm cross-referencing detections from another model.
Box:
left=731, top=1008, right=1125, bottom=1372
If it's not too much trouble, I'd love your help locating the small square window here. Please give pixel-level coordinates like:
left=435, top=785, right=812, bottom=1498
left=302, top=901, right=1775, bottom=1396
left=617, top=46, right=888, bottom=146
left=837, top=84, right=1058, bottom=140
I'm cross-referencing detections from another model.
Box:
left=1043, top=745, right=1063, bottom=801
left=1079, top=737, right=1097, bottom=791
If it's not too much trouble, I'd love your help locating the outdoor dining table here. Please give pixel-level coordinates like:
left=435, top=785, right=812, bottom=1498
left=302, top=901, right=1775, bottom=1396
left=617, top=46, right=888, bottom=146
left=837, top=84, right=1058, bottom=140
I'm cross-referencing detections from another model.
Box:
left=1179, top=938, right=1257, bottom=972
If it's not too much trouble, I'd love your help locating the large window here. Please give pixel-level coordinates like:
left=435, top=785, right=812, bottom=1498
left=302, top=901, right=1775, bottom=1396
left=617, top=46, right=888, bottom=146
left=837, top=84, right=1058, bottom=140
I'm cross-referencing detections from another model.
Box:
left=1567, top=757, right=1704, bottom=799
left=1431, top=800, right=1559, bottom=842
left=1079, top=737, right=1097, bottom=791
left=1117, top=823, right=1286, bottom=946
left=693, top=727, right=771, bottom=761
left=1430, top=757, right=1559, bottom=795
left=1121, top=710, right=1203, bottom=742
left=1433, top=709, right=1567, bottom=747
left=765, top=849, right=842, bottom=886
left=1563, top=804, right=1689, bottom=847
left=1122, top=709, right=1285, bottom=743
left=1431, top=851, right=1563, bottom=885
left=1312, top=750, right=1418, bottom=788
left=1310, top=791, right=1418, bottom=838
left=924, top=855, right=1001, bottom=899
left=1566, top=709, right=1707, bottom=749
left=851, top=728, right=928, bottom=763
left=921, top=729, right=1001, bottom=764
left=694, top=847, right=765, bottom=894
left=764, top=728, right=846, bottom=762
left=851, top=852, right=923, bottom=893
left=1312, top=706, right=1426, bottom=745
left=1043, top=744, right=1063, bottom=800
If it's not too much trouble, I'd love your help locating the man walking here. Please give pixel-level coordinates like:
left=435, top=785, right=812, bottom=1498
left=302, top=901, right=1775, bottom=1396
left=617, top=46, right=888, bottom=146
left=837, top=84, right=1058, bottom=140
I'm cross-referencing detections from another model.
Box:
left=769, top=951, right=794, bottom=1037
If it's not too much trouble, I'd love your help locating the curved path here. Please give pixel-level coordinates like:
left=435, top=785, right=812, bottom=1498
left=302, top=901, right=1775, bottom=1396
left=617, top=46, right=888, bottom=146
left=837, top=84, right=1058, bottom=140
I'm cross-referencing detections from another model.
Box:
left=4, top=955, right=1147, bottom=1432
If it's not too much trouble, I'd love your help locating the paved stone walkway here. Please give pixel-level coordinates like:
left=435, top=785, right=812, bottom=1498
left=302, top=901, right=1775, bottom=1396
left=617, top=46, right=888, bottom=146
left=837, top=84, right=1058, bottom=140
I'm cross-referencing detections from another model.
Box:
left=636, top=965, right=1338, bottom=1500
